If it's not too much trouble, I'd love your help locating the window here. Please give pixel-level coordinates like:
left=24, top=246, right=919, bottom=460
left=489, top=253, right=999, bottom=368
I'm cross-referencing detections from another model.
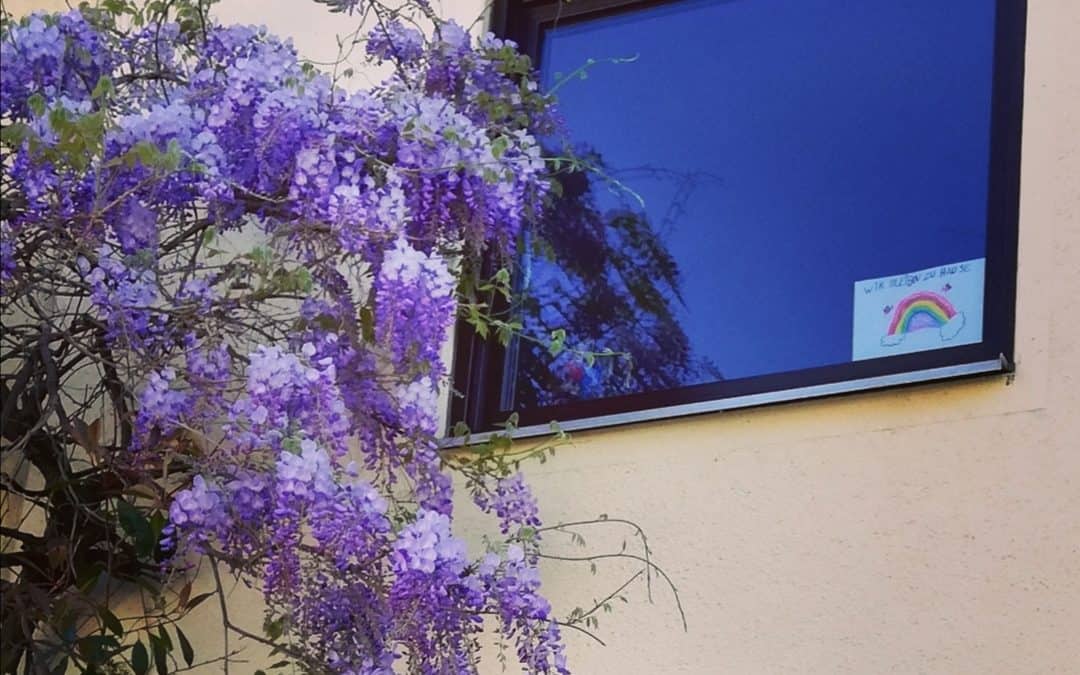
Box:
left=450, top=0, right=1025, bottom=437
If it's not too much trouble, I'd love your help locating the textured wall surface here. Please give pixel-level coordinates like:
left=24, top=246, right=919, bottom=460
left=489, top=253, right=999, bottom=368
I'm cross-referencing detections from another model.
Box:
left=4, top=0, right=1077, bottom=672
left=455, top=2, right=1080, bottom=672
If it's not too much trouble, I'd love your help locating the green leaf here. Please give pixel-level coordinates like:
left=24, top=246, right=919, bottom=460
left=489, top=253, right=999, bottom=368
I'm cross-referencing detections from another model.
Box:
left=281, top=436, right=302, bottom=455
left=27, top=93, right=46, bottom=117
left=175, top=627, right=194, bottom=667
left=184, top=591, right=215, bottom=610
left=0, top=122, right=32, bottom=148
left=97, top=608, right=123, bottom=637
left=148, top=510, right=167, bottom=545
left=77, top=635, right=119, bottom=665
left=103, top=0, right=131, bottom=14
left=115, top=140, right=163, bottom=169
left=358, top=306, right=375, bottom=342
left=495, top=320, right=520, bottom=347
left=91, top=75, right=113, bottom=101
left=156, top=625, right=172, bottom=651
left=131, top=641, right=149, bottom=675
left=263, top=615, right=285, bottom=640
left=548, top=329, right=566, bottom=357
left=163, top=138, right=183, bottom=171
left=465, top=303, right=489, bottom=339
left=294, top=267, right=313, bottom=293
left=116, top=500, right=154, bottom=558
left=149, top=633, right=168, bottom=675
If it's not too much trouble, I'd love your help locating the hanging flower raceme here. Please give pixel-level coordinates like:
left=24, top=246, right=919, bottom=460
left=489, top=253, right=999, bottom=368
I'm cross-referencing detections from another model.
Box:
left=2, top=4, right=570, bottom=673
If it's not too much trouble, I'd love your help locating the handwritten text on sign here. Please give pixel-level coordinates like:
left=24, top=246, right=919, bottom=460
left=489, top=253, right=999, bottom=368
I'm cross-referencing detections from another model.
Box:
left=852, top=258, right=985, bottom=361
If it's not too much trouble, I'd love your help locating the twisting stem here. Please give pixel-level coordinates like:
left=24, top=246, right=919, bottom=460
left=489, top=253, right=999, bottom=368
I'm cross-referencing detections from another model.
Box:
left=538, top=552, right=687, bottom=631
left=208, top=558, right=231, bottom=675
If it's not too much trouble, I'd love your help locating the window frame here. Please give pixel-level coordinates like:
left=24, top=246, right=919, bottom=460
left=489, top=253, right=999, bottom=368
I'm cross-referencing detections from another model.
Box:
left=449, top=0, right=1026, bottom=439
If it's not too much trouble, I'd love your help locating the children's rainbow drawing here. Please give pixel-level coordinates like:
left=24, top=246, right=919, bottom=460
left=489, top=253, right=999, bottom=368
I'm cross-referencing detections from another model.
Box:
left=886, top=291, right=957, bottom=335
left=880, top=290, right=966, bottom=348
left=853, top=258, right=984, bottom=361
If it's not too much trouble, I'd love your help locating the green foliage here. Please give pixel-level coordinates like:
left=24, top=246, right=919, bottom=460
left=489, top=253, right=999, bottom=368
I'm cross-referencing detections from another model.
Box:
left=548, top=328, right=566, bottom=356
left=0, top=101, right=110, bottom=171
left=175, top=628, right=194, bottom=667
left=131, top=641, right=149, bottom=675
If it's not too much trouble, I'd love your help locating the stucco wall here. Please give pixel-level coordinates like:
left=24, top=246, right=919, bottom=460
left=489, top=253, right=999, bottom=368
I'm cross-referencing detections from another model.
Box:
left=489, top=2, right=1080, bottom=671
left=4, top=0, right=1078, bottom=672
left=468, top=1, right=1079, bottom=672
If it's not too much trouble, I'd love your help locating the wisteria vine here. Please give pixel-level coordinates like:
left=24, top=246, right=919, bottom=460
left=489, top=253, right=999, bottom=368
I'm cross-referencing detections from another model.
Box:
left=0, top=1, right=684, bottom=673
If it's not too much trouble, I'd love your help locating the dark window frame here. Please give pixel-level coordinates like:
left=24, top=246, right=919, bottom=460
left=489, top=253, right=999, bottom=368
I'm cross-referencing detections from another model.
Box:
left=449, top=0, right=1026, bottom=438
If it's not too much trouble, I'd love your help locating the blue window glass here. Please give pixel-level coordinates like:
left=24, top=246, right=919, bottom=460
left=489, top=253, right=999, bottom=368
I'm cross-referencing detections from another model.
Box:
left=452, top=0, right=1023, bottom=435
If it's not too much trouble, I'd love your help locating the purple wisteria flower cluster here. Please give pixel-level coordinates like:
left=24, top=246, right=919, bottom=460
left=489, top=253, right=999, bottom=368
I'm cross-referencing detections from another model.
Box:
left=1, top=3, right=569, bottom=672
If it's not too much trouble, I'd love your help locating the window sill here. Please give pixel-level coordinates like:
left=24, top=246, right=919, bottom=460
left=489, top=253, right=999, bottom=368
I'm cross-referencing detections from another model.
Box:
left=440, top=356, right=1012, bottom=446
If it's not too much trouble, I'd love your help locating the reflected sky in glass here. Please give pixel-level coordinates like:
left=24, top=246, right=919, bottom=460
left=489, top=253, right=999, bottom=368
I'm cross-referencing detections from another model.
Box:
left=506, top=0, right=997, bottom=409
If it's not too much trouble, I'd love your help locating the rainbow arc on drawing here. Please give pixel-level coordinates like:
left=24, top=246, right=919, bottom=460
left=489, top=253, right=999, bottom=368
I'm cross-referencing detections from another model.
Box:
left=887, top=291, right=958, bottom=335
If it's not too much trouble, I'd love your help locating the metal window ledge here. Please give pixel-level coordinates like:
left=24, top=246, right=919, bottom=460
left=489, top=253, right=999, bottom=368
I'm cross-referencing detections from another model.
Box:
left=440, top=358, right=1009, bottom=447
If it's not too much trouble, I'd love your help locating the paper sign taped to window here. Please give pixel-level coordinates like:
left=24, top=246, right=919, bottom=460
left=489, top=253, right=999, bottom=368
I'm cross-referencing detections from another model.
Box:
left=852, top=258, right=985, bottom=361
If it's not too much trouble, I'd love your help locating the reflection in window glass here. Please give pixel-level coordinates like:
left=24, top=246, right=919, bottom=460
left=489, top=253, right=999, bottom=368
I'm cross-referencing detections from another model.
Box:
left=503, top=0, right=997, bottom=411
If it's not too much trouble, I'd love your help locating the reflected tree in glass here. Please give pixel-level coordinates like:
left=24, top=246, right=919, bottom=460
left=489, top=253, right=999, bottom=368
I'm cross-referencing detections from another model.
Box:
left=505, top=148, right=723, bottom=410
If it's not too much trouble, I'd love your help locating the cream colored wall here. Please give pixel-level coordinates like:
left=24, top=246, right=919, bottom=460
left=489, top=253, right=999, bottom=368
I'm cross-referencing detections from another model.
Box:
left=4, top=0, right=1078, bottom=672
left=458, top=1, right=1080, bottom=672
